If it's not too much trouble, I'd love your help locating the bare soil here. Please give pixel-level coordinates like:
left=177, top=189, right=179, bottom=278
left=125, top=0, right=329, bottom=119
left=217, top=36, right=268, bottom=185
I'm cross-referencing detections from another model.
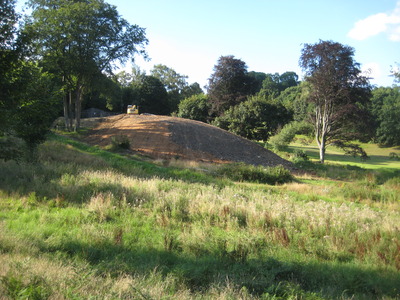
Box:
left=82, top=114, right=293, bottom=169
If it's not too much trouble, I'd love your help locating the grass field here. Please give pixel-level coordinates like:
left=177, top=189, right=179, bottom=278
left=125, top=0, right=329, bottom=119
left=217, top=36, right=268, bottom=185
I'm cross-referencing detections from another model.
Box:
left=0, top=133, right=399, bottom=299
left=288, top=136, right=400, bottom=170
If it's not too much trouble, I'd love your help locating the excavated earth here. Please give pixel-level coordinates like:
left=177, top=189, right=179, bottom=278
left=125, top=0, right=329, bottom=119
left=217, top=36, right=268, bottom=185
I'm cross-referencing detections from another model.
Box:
left=82, top=114, right=294, bottom=169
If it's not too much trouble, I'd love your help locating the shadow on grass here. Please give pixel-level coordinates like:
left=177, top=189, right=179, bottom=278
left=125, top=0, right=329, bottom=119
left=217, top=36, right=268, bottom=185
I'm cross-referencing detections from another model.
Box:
left=0, top=134, right=224, bottom=203
left=39, top=237, right=400, bottom=299
left=289, top=145, right=400, bottom=167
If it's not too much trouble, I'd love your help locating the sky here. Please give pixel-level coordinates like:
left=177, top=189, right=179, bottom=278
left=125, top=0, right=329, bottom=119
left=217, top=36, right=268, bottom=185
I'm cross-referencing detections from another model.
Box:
left=103, top=0, right=400, bottom=89
left=18, top=0, right=400, bottom=89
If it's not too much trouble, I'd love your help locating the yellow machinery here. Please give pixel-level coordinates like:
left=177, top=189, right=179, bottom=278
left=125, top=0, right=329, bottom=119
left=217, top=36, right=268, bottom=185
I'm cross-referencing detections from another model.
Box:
left=127, top=105, right=139, bottom=114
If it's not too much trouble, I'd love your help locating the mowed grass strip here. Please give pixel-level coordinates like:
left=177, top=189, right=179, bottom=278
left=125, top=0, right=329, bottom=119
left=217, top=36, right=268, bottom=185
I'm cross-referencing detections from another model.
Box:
left=288, top=136, right=400, bottom=170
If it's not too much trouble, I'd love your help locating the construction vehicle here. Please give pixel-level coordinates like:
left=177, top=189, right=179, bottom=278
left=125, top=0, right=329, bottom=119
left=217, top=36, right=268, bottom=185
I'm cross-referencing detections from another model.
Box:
left=127, top=105, right=139, bottom=115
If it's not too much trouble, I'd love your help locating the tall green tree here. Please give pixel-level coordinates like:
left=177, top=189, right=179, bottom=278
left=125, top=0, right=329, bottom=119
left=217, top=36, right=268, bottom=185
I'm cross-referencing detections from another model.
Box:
left=150, top=64, right=202, bottom=114
left=299, top=40, right=371, bottom=163
left=207, top=55, right=253, bottom=116
left=138, top=76, right=169, bottom=115
left=25, top=0, right=148, bottom=130
left=151, top=64, right=189, bottom=113
left=371, top=87, right=400, bottom=146
left=0, top=0, right=20, bottom=133
left=259, top=72, right=299, bottom=99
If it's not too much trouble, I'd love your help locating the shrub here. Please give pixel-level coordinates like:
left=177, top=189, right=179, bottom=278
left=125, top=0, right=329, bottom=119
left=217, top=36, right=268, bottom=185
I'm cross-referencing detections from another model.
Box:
left=213, top=95, right=292, bottom=141
left=110, top=135, right=130, bottom=150
left=215, top=163, right=293, bottom=185
left=177, top=94, right=210, bottom=123
left=269, top=121, right=313, bottom=151
left=292, top=149, right=309, bottom=162
left=0, top=136, right=24, bottom=162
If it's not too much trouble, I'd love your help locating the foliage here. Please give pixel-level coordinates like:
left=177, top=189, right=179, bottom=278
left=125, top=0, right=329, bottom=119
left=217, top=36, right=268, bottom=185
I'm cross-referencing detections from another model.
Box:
left=150, top=64, right=193, bottom=113
left=0, top=136, right=24, bottom=162
left=207, top=55, right=254, bottom=116
left=24, top=0, right=148, bottom=130
left=299, top=40, right=372, bottom=163
left=213, top=95, right=291, bottom=141
left=275, top=81, right=312, bottom=122
left=176, top=94, right=210, bottom=122
left=371, top=87, right=400, bottom=146
left=215, top=163, right=293, bottom=184
left=247, top=71, right=267, bottom=94
left=138, top=76, right=169, bottom=115
left=0, top=0, right=19, bottom=50
left=0, top=0, right=20, bottom=134
left=83, top=73, right=122, bottom=112
left=269, top=121, right=313, bottom=151
left=259, top=71, right=299, bottom=99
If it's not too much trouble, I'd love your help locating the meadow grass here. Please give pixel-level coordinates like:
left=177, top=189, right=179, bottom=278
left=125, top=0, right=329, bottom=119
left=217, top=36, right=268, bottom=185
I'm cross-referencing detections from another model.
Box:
left=0, top=133, right=399, bottom=299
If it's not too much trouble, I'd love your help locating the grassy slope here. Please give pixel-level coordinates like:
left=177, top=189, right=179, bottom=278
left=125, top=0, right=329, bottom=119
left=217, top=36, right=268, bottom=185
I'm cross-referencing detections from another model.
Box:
left=0, top=133, right=399, bottom=299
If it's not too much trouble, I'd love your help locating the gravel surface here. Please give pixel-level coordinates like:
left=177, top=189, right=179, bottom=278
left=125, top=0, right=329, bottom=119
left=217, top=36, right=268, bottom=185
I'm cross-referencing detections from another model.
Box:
left=82, top=114, right=293, bottom=170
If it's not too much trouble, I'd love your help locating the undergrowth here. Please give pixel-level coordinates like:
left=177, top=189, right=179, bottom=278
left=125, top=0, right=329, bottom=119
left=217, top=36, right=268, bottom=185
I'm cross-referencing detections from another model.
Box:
left=0, top=133, right=399, bottom=299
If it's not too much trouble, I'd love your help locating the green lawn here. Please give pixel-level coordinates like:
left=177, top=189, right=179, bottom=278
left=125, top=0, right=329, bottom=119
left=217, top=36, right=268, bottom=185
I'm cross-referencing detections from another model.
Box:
left=289, top=137, right=400, bottom=170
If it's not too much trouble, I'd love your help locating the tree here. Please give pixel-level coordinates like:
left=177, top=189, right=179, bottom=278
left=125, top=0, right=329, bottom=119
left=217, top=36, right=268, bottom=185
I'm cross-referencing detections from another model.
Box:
left=150, top=64, right=190, bottom=113
left=138, top=76, right=169, bottom=115
left=275, top=82, right=311, bottom=122
left=247, top=71, right=267, bottom=94
left=207, top=55, right=253, bottom=116
left=259, top=72, right=299, bottom=99
left=177, top=94, right=210, bottom=123
left=299, top=40, right=371, bottom=163
left=371, top=87, right=400, bottom=146
left=12, top=62, right=61, bottom=153
left=213, top=95, right=291, bottom=141
left=0, top=0, right=20, bottom=133
left=25, top=0, right=148, bottom=131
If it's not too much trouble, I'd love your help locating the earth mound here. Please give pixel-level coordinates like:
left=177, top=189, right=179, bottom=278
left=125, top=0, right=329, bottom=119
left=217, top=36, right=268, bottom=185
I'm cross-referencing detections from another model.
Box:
left=82, top=114, right=293, bottom=169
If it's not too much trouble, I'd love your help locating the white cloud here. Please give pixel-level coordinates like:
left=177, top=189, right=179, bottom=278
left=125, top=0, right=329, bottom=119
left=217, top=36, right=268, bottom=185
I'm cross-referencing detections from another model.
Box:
left=348, top=1, right=400, bottom=41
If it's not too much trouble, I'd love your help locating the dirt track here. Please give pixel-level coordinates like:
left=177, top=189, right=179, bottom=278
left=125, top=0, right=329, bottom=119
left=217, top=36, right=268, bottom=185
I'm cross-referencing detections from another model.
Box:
left=82, top=114, right=293, bottom=169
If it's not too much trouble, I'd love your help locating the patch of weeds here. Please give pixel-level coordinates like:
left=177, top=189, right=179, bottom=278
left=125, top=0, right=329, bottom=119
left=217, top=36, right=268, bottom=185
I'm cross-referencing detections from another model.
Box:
left=1, top=274, right=51, bottom=300
left=216, top=163, right=293, bottom=185
left=264, top=281, right=324, bottom=300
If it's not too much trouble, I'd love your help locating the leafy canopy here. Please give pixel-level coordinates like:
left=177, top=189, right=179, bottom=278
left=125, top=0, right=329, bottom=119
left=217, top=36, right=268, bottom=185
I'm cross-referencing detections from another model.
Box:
left=299, top=40, right=371, bottom=163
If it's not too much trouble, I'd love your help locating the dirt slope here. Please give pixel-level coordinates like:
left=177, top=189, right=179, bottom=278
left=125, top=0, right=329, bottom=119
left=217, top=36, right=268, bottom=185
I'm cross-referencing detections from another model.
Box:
left=82, top=114, right=293, bottom=169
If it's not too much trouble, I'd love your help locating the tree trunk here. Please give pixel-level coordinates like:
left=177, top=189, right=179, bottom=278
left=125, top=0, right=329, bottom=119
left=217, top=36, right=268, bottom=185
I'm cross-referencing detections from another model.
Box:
left=63, top=91, right=74, bottom=131
left=319, top=139, right=326, bottom=163
left=63, top=92, right=69, bottom=130
left=73, top=85, right=83, bottom=131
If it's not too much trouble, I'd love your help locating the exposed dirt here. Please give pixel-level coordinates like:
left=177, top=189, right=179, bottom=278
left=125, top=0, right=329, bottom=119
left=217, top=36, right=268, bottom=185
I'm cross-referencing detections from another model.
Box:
left=82, top=114, right=294, bottom=169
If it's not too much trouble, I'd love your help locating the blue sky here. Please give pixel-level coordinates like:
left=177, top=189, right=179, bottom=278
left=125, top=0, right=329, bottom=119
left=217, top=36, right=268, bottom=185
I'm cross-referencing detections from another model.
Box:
left=104, top=0, right=400, bottom=89
left=19, top=0, right=400, bottom=88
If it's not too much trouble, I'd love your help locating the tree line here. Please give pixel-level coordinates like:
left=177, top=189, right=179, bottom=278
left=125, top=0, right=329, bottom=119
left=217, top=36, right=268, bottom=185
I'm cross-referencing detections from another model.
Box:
left=1, top=0, right=399, bottom=163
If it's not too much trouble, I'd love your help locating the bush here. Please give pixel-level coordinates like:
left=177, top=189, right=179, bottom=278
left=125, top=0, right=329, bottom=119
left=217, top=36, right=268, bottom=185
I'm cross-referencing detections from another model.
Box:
left=177, top=94, right=210, bottom=123
left=215, top=163, right=293, bottom=185
left=292, top=149, right=309, bottom=163
left=269, top=121, right=313, bottom=151
left=110, top=135, right=130, bottom=150
left=0, top=136, right=24, bottom=162
left=213, top=95, right=292, bottom=141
